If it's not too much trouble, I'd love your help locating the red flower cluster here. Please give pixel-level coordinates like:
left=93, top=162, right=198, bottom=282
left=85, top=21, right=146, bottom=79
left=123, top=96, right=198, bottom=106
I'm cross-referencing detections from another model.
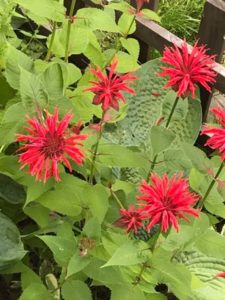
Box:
left=159, top=41, right=216, bottom=99
left=85, top=59, right=137, bottom=111
left=117, top=206, right=145, bottom=233
left=201, top=106, right=225, bottom=161
left=16, top=108, right=87, bottom=183
left=117, top=173, right=199, bottom=233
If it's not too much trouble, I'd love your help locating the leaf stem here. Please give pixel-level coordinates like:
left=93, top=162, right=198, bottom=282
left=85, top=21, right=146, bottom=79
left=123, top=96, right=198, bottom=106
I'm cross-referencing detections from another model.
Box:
left=45, top=22, right=57, bottom=61
left=197, top=162, right=224, bottom=209
left=110, top=189, right=124, bottom=209
left=65, top=0, right=77, bottom=62
left=148, top=95, right=179, bottom=174
left=124, top=15, right=136, bottom=38
left=89, top=112, right=105, bottom=184
left=165, top=96, right=179, bottom=128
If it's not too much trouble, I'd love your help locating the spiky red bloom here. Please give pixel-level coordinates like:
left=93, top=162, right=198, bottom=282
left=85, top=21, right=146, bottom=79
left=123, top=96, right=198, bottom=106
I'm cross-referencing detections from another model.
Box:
left=215, top=272, right=225, bottom=278
left=159, top=41, right=216, bottom=98
left=85, top=59, right=137, bottom=111
left=137, top=174, right=199, bottom=232
left=201, top=106, right=225, bottom=161
left=16, top=109, right=87, bottom=183
left=136, top=0, right=149, bottom=11
left=116, top=205, right=145, bottom=233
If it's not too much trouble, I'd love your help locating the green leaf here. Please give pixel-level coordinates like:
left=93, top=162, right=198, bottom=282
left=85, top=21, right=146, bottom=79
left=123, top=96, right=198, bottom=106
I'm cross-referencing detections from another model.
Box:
left=195, top=229, right=225, bottom=259
left=0, top=75, right=16, bottom=108
left=110, top=284, right=146, bottom=300
left=19, top=283, right=52, bottom=300
left=85, top=184, right=109, bottom=224
left=77, top=8, right=119, bottom=32
left=14, top=0, right=65, bottom=23
left=118, top=13, right=136, bottom=36
left=37, top=175, right=87, bottom=216
left=24, top=203, right=50, bottom=228
left=97, top=144, right=148, bottom=169
left=116, top=50, right=140, bottom=73
left=120, top=38, right=140, bottom=61
left=0, top=102, right=25, bottom=145
left=62, top=280, right=92, bottom=300
left=19, top=68, right=47, bottom=110
left=5, top=45, right=33, bottom=89
left=150, top=126, right=175, bottom=155
left=103, top=241, right=144, bottom=267
left=0, top=173, right=26, bottom=204
left=67, top=254, right=91, bottom=278
left=0, top=212, right=25, bottom=270
left=107, top=2, right=132, bottom=13
left=151, top=248, right=192, bottom=299
left=182, top=143, right=212, bottom=173
left=38, top=235, right=76, bottom=266
left=141, top=9, right=161, bottom=22
left=83, top=217, right=101, bottom=240
left=42, top=63, right=64, bottom=99
left=83, top=258, right=127, bottom=285
left=50, top=24, right=89, bottom=57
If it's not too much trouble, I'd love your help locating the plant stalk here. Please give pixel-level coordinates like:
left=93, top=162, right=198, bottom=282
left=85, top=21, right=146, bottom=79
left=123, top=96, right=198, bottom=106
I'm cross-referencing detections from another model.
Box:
left=124, top=15, right=136, bottom=38
left=89, top=113, right=105, bottom=184
left=45, top=22, right=57, bottom=61
left=110, top=189, right=124, bottom=209
left=165, top=96, right=179, bottom=128
left=148, top=96, right=180, bottom=174
left=197, top=162, right=224, bottom=209
left=65, top=0, right=77, bottom=62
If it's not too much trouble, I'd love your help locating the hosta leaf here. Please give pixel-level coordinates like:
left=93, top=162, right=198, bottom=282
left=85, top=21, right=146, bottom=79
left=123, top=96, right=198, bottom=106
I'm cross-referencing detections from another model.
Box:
left=175, top=251, right=225, bottom=300
left=0, top=212, right=25, bottom=271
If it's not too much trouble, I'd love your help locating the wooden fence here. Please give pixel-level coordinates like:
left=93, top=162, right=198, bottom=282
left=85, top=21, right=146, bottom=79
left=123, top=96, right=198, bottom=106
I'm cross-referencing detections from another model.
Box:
left=65, top=0, right=225, bottom=121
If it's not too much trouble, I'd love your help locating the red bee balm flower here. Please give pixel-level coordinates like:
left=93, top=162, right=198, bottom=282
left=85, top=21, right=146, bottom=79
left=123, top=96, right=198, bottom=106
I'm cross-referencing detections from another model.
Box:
left=117, top=205, right=145, bottom=233
left=136, top=0, right=149, bottom=11
left=159, top=41, right=216, bottom=98
left=201, top=106, right=225, bottom=161
left=16, top=109, right=87, bottom=183
left=85, top=59, right=137, bottom=111
left=137, top=174, right=199, bottom=232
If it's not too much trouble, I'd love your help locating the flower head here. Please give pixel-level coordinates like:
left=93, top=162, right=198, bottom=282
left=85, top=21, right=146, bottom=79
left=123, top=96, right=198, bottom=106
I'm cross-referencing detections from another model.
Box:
left=136, top=0, right=149, bottom=12
left=201, top=106, right=225, bottom=161
left=116, top=205, right=145, bottom=233
left=137, top=173, right=199, bottom=232
left=85, top=59, right=137, bottom=111
left=16, top=108, right=87, bottom=183
left=159, top=41, right=216, bottom=98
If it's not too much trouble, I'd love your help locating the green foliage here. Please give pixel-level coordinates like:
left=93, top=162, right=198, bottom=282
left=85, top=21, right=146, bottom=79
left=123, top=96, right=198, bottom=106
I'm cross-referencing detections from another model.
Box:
left=0, top=212, right=25, bottom=270
left=0, top=1, right=223, bottom=299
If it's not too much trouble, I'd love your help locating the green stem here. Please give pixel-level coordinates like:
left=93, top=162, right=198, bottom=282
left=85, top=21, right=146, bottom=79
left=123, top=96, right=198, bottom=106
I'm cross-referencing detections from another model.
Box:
left=133, top=261, right=149, bottom=285
left=148, top=96, right=180, bottom=174
left=65, top=0, right=77, bottom=62
left=124, top=15, right=136, bottom=38
left=165, top=96, right=179, bottom=128
left=110, top=189, right=124, bottom=209
left=197, top=162, right=224, bottom=209
left=89, top=113, right=105, bottom=184
left=146, top=155, right=157, bottom=181
left=45, top=22, right=57, bottom=61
